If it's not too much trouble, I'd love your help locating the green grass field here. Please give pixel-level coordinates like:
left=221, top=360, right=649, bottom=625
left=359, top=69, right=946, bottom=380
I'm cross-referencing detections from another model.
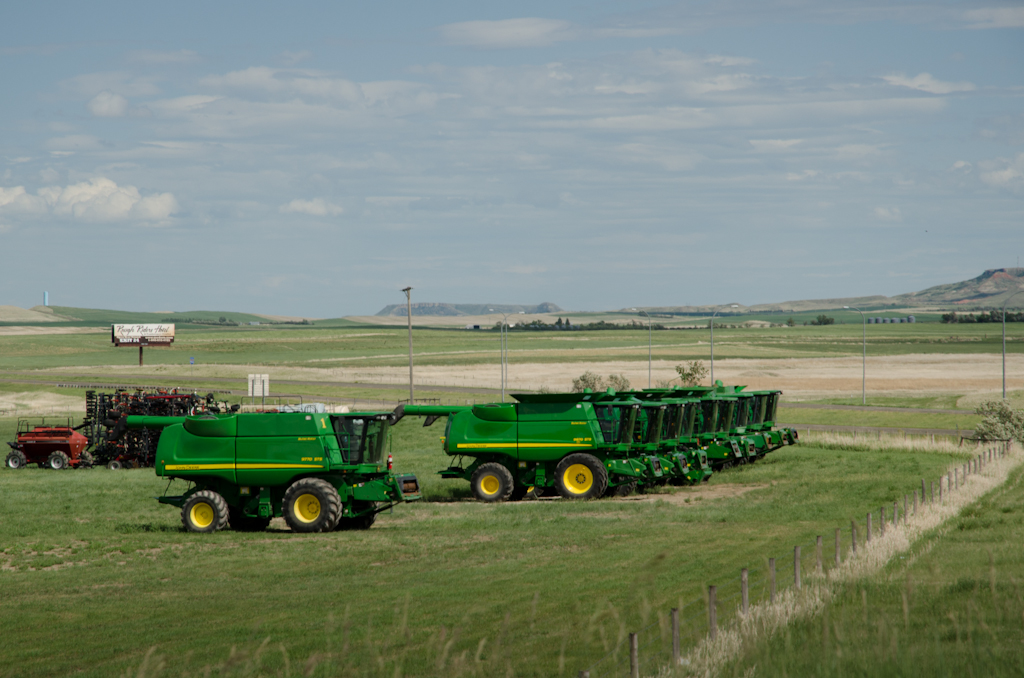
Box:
left=0, top=426, right=970, bottom=678
left=719, top=460, right=1024, bottom=677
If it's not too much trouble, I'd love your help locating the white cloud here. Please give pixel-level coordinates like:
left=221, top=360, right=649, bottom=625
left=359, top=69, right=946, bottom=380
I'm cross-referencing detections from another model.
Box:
left=873, top=206, right=902, bottom=222
left=279, top=198, right=343, bottom=217
left=786, top=170, right=819, bottom=181
left=882, top=73, right=974, bottom=94
left=64, top=72, right=160, bottom=97
left=0, top=178, right=178, bottom=222
left=963, top=7, right=1024, bottom=29
left=86, top=91, right=129, bottom=117
left=979, top=153, right=1024, bottom=190
left=749, top=139, right=802, bottom=151
left=950, top=160, right=972, bottom=173
left=439, top=18, right=576, bottom=48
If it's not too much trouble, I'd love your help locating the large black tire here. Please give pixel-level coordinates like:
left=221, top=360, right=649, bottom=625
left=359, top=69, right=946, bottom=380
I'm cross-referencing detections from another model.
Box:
left=470, top=463, right=515, bottom=503
left=106, top=460, right=123, bottom=470
left=606, top=480, right=637, bottom=498
left=554, top=453, right=608, bottom=500
left=47, top=451, right=70, bottom=470
left=283, top=478, right=342, bottom=533
left=77, top=451, right=94, bottom=469
left=5, top=451, right=26, bottom=470
left=335, top=501, right=378, bottom=531
left=181, top=490, right=229, bottom=533
left=229, top=506, right=271, bottom=532
left=510, top=483, right=532, bottom=501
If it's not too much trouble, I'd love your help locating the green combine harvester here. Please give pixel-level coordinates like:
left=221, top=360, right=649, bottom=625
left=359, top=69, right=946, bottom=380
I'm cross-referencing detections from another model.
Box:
left=391, top=384, right=796, bottom=502
left=121, top=410, right=421, bottom=533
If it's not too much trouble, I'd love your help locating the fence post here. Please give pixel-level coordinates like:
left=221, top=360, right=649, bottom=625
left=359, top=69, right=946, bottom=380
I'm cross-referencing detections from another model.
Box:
left=867, top=513, right=872, bottom=543
left=835, top=528, right=841, bottom=566
left=671, top=608, right=680, bottom=666
left=708, top=586, right=718, bottom=640
left=795, top=546, right=801, bottom=590
left=741, top=569, right=749, bottom=615
left=921, top=478, right=926, bottom=503
left=629, top=633, right=639, bottom=678
left=851, top=520, right=857, bottom=555
left=769, top=559, right=776, bottom=603
left=880, top=507, right=886, bottom=536
left=931, top=481, right=935, bottom=504
left=816, top=536, right=823, bottom=574
left=578, top=672, right=590, bottom=678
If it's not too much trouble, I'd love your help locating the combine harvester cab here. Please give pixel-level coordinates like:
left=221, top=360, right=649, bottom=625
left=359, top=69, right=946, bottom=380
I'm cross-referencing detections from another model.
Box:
left=397, top=389, right=657, bottom=502
left=126, top=411, right=421, bottom=533
left=722, top=388, right=798, bottom=451
left=632, top=390, right=713, bottom=485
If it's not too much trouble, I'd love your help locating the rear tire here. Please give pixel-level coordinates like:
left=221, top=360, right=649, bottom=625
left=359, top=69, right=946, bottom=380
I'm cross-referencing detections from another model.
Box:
left=229, top=506, right=271, bottom=532
left=283, top=478, right=342, bottom=533
left=470, top=463, right=515, bottom=503
left=77, top=451, right=94, bottom=469
left=181, top=490, right=229, bottom=533
left=554, top=453, right=608, bottom=500
left=47, top=451, right=70, bottom=470
left=5, top=451, right=26, bottom=470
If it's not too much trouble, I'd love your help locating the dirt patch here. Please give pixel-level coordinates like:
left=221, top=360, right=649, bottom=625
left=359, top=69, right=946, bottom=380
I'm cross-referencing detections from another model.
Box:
left=618, top=483, right=769, bottom=505
left=0, top=391, right=84, bottom=416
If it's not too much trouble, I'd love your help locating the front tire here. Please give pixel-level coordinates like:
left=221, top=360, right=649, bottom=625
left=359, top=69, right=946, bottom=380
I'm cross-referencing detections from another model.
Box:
left=5, top=451, right=26, bottom=469
left=470, top=463, right=514, bottom=503
left=47, top=451, right=70, bottom=470
left=181, top=490, right=229, bottom=533
left=77, top=451, right=94, bottom=469
left=283, top=478, right=341, bottom=533
left=554, top=453, right=608, bottom=500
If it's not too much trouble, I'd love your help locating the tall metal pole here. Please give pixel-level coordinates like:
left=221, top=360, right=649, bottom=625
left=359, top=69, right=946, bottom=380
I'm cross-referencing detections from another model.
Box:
left=1004, top=291, right=1023, bottom=399
left=638, top=310, right=652, bottom=388
left=710, top=305, right=738, bottom=386
left=845, top=306, right=865, bottom=405
left=402, top=287, right=413, bottom=403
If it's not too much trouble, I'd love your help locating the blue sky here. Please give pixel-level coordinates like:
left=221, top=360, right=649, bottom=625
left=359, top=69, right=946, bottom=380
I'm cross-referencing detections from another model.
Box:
left=1, top=1, right=1022, bottom=317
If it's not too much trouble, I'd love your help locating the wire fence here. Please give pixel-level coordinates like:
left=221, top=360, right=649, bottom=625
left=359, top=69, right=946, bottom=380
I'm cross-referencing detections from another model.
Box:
left=577, top=441, right=1014, bottom=678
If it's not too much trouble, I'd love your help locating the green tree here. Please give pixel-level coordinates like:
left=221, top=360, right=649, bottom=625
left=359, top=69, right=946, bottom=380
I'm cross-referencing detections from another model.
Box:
left=675, top=360, right=709, bottom=386
left=974, top=401, right=1024, bottom=443
left=607, top=374, right=630, bottom=392
left=571, top=371, right=604, bottom=393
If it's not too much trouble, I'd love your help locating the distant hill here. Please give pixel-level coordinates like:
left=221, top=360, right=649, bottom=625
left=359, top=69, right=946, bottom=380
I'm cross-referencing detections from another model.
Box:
left=630, top=269, right=1024, bottom=315
left=375, top=302, right=563, bottom=317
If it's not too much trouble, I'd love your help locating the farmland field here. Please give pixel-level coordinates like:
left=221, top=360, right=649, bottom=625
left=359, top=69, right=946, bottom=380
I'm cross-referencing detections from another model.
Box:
left=1, top=315, right=1023, bottom=676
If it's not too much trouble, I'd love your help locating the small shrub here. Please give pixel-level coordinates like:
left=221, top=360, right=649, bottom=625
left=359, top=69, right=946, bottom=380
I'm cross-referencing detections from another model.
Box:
left=675, top=360, right=709, bottom=386
left=607, top=374, right=630, bottom=392
left=571, top=371, right=604, bottom=393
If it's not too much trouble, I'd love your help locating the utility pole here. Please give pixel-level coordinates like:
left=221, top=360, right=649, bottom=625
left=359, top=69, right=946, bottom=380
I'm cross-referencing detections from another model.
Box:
left=402, top=287, right=413, bottom=403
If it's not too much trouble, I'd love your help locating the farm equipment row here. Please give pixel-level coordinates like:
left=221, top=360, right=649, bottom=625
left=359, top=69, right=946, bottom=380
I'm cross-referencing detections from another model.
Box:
left=391, top=382, right=797, bottom=502
left=5, top=388, right=215, bottom=470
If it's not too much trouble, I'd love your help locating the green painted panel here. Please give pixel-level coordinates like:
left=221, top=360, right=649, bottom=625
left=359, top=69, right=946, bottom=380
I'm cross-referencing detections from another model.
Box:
left=236, top=413, right=326, bottom=437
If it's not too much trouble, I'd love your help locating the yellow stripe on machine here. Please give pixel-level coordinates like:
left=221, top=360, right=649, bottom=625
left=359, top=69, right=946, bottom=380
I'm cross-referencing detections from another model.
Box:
left=165, top=463, right=324, bottom=471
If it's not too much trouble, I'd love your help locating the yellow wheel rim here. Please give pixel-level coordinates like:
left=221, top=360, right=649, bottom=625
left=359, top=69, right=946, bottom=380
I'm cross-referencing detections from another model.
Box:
left=294, top=493, right=321, bottom=523
left=189, top=502, right=214, bottom=529
left=479, top=474, right=501, bottom=496
left=563, top=464, right=593, bottom=495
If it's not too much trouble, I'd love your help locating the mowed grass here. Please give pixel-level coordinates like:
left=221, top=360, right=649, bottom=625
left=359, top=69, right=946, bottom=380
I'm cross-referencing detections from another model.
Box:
left=0, top=425, right=970, bottom=678
left=777, top=406, right=982, bottom=431
left=0, top=321, right=1022, bottom=372
left=718, top=461, right=1024, bottom=677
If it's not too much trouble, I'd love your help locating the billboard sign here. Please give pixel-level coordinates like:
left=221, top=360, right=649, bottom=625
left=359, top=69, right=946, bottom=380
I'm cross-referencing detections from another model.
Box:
left=111, top=324, right=175, bottom=346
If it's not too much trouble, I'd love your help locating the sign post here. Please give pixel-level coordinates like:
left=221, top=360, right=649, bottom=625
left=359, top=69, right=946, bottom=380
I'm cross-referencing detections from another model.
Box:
left=248, top=374, right=269, bottom=407
left=190, top=356, right=194, bottom=378
left=111, top=324, right=175, bottom=367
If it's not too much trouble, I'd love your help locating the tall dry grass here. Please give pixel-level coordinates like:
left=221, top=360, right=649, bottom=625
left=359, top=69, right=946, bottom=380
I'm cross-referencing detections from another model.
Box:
left=665, top=441, right=1019, bottom=678
left=800, top=429, right=973, bottom=455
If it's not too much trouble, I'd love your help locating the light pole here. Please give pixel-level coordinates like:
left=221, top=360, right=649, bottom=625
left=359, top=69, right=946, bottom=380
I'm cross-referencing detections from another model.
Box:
left=490, top=309, right=512, bottom=402
left=710, top=304, right=739, bottom=385
left=402, top=287, right=413, bottom=403
left=844, top=306, right=866, bottom=405
left=1003, top=290, right=1024, bottom=399
left=632, top=308, right=652, bottom=388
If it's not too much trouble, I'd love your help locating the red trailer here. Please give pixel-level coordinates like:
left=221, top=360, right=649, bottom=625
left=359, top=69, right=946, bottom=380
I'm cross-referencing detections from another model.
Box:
left=5, top=419, right=93, bottom=470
